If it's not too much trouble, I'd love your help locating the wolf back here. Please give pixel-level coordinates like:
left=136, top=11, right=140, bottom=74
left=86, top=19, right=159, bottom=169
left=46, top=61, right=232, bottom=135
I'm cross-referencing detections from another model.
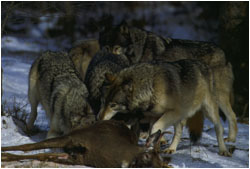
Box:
left=27, top=51, right=94, bottom=138
left=69, top=39, right=100, bottom=80
left=99, top=22, right=226, bottom=67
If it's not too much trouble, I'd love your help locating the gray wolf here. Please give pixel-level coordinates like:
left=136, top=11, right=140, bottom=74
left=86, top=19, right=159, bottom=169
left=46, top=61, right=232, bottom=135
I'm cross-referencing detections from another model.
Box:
left=165, top=62, right=237, bottom=154
left=2, top=120, right=170, bottom=167
left=69, top=39, right=100, bottom=80
left=99, top=22, right=226, bottom=67
left=99, top=22, right=237, bottom=150
left=84, top=48, right=130, bottom=114
left=98, top=59, right=235, bottom=156
left=27, top=51, right=94, bottom=138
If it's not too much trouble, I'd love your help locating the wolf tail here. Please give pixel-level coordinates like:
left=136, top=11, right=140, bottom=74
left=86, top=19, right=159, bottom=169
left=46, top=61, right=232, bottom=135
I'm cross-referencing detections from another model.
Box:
left=186, top=111, right=204, bottom=143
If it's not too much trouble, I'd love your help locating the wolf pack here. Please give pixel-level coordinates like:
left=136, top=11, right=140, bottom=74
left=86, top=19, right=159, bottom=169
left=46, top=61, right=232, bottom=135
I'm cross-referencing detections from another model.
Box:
left=2, top=22, right=238, bottom=167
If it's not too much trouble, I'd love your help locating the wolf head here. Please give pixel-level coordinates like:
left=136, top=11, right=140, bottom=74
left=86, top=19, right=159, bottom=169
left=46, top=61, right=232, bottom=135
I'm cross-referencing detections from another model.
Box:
left=97, top=73, right=133, bottom=120
left=99, top=21, right=147, bottom=64
left=98, top=63, right=155, bottom=120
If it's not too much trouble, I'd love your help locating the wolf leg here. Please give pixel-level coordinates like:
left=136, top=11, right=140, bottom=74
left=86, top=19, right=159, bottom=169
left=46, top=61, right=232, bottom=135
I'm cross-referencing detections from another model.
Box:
left=47, top=112, right=63, bottom=139
left=204, top=101, right=231, bottom=156
left=164, top=120, right=186, bottom=154
left=27, top=82, right=39, bottom=131
left=218, top=96, right=238, bottom=142
left=27, top=98, right=39, bottom=130
left=150, top=112, right=180, bottom=135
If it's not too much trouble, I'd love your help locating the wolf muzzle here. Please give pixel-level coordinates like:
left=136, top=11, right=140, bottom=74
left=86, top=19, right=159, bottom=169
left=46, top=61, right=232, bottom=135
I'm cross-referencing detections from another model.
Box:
left=97, top=106, right=117, bottom=121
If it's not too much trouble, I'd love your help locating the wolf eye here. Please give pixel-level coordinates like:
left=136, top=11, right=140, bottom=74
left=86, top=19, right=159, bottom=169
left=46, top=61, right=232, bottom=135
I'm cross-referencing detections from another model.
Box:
left=113, top=45, right=122, bottom=55
left=110, top=103, right=117, bottom=108
left=101, top=98, right=105, bottom=104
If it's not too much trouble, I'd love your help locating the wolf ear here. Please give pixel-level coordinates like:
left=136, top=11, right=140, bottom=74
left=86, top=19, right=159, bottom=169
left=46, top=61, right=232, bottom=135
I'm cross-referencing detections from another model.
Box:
left=105, top=73, right=116, bottom=83
left=118, top=20, right=130, bottom=34
left=129, top=28, right=147, bottom=63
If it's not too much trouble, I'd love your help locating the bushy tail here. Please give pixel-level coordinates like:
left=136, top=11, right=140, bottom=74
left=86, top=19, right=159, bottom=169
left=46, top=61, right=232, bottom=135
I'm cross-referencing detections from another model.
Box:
left=186, top=111, right=204, bottom=143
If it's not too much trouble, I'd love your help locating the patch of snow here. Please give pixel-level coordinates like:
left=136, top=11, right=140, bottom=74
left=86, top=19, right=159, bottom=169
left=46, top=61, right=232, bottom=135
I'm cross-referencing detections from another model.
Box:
left=1, top=39, right=249, bottom=168
left=1, top=3, right=249, bottom=167
left=2, top=36, right=42, bottom=52
left=38, top=14, right=59, bottom=32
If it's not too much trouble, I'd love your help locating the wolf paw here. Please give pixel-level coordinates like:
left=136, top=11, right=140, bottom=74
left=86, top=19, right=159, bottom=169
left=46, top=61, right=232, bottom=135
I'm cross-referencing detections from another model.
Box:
left=160, top=140, right=168, bottom=146
left=163, top=148, right=176, bottom=154
left=219, top=150, right=232, bottom=157
left=224, top=137, right=236, bottom=143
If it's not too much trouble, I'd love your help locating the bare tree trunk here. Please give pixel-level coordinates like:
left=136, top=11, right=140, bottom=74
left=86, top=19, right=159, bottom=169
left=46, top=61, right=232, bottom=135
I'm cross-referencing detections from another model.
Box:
left=63, top=1, right=76, bottom=43
left=1, top=2, right=16, bottom=36
left=219, top=2, right=249, bottom=117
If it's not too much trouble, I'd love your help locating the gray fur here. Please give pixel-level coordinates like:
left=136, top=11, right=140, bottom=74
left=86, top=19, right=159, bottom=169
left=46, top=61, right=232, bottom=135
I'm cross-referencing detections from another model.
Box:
left=99, top=22, right=226, bottom=67
left=84, top=48, right=130, bottom=113
left=99, top=59, right=236, bottom=156
left=99, top=22, right=237, bottom=153
left=69, top=39, right=100, bottom=80
left=27, top=51, right=95, bottom=138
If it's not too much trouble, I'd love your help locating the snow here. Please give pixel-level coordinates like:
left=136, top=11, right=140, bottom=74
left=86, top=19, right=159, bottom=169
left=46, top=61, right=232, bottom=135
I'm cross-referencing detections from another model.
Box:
left=2, top=36, right=42, bottom=52
left=1, top=3, right=249, bottom=167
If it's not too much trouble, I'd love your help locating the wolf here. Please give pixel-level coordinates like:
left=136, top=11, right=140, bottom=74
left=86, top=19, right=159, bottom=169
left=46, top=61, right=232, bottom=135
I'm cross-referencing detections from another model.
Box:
left=69, top=39, right=100, bottom=80
left=99, top=22, right=236, bottom=148
left=98, top=59, right=235, bottom=156
left=84, top=48, right=130, bottom=114
left=27, top=51, right=95, bottom=138
left=163, top=62, right=237, bottom=154
left=99, top=22, right=226, bottom=67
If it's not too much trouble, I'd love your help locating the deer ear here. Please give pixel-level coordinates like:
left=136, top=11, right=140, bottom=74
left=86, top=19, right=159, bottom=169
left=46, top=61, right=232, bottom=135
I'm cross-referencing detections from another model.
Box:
left=146, top=130, right=161, bottom=147
left=105, top=73, right=116, bottom=83
left=142, top=152, right=151, bottom=161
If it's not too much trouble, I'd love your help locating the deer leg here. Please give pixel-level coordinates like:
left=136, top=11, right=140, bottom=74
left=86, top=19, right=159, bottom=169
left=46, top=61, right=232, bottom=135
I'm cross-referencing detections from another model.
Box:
left=2, top=135, right=71, bottom=152
left=1, top=152, right=70, bottom=163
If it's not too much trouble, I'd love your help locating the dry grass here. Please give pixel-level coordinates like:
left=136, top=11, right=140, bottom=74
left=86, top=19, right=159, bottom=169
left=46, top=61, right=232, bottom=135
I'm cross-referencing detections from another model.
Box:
left=2, top=96, right=28, bottom=118
left=1, top=96, right=36, bottom=135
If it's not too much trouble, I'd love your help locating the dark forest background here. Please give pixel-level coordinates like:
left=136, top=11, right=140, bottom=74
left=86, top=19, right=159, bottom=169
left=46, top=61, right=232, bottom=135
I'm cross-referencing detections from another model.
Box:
left=1, top=1, right=249, bottom=120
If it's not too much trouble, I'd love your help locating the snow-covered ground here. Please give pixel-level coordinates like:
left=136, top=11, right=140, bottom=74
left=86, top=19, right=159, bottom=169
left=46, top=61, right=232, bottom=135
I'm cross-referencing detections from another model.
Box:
left=1, top=35, right=249, bottom=168
left=1, top=2, right=249, bottom=167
